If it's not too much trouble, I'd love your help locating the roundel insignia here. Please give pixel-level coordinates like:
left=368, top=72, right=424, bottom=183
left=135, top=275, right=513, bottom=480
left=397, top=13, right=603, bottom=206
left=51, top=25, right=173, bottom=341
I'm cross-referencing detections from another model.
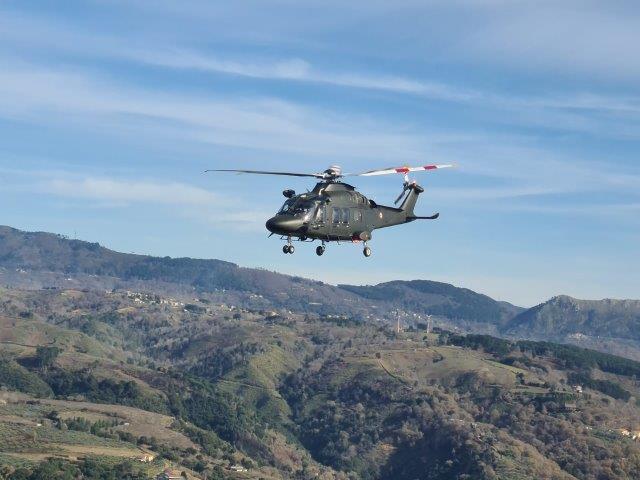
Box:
left=378, top=212, right=383, bottom=219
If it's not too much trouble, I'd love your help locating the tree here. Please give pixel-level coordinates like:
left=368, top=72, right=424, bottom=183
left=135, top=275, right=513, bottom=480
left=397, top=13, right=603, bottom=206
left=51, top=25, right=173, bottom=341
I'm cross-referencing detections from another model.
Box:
left=35, top=346, right=61, bottom=370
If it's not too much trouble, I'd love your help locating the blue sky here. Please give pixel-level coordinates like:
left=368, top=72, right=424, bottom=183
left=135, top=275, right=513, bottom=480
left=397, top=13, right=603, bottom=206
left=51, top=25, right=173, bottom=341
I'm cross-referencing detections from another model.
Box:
left=1, top=0, right=639, bottom=306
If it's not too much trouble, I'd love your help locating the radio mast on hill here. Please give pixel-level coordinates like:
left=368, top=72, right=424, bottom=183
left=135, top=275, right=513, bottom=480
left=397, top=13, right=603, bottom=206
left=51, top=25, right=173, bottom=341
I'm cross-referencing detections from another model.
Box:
left=396, top=310, right=402, bottom=334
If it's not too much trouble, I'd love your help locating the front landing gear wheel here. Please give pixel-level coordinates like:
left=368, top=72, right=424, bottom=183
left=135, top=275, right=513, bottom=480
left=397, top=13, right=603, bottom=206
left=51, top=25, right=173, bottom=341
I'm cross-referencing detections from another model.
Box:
left=316, top=245, right=325, bottom=256
left=283, top=245, right=294, bottom=254
left=363, top=246, right=372, bottom=257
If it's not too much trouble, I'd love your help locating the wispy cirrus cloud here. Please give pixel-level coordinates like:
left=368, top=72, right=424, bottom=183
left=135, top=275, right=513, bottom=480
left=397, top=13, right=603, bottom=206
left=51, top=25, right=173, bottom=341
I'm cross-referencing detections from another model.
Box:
left=43, top=177, right=220, bottom=207
left=4, top=6, right=640, bottom=120
left=37, top=173, right=270, bottom=232
left=0, top=62, right=428, bottom=160
left=2, top=61, right=639, bottom=212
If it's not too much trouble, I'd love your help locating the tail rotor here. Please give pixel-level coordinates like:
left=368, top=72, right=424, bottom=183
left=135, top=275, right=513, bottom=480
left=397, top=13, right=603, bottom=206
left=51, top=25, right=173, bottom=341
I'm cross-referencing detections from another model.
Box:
left=394, top=182, right=411, bottom=205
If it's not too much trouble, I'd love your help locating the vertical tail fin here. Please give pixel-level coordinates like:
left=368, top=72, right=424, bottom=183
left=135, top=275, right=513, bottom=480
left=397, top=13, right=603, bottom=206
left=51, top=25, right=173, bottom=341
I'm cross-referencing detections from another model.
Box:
left=399, top=183, right=424, bottom=217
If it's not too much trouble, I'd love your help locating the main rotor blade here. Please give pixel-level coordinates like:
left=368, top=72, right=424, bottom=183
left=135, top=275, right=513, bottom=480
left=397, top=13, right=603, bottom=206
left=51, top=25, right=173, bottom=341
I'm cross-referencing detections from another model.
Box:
left=205, top=169, right=324, bottom=178
left=350, top=164, right=455, bottom=177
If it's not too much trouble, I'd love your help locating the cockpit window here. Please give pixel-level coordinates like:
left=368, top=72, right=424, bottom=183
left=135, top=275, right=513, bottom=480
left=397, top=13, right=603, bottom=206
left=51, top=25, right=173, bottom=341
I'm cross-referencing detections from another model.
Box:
left=278, top=198, right=316, bottom=219
left=279, top=199, right=295, bottom=213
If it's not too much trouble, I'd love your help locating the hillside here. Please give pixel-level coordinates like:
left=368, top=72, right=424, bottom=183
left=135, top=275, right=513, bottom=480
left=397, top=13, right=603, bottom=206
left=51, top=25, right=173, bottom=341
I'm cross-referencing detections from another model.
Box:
left=2, top=225, right=640, bottom=359
left=0, top=226, right=520, bottom=328
left=504, top=295, right=640, bottom=360
left=341, top=280, right=523, bottom=325
left=1, top=286, right=640, bottom=478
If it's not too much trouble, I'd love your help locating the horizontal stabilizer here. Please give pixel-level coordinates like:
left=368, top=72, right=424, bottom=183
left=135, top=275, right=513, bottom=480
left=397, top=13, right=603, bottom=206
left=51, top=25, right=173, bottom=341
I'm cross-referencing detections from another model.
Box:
left=406, top=213, right=440, bottom=221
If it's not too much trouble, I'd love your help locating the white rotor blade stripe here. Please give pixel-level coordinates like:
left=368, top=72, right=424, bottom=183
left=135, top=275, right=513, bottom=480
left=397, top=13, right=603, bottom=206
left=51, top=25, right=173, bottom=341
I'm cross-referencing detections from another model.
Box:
left=355, top=164, right=454, bottom=176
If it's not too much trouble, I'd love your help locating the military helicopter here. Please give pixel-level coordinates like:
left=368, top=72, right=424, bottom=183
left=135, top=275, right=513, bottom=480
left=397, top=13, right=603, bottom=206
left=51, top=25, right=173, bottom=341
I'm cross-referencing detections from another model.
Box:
left=206, top=164, right=453, bottom=257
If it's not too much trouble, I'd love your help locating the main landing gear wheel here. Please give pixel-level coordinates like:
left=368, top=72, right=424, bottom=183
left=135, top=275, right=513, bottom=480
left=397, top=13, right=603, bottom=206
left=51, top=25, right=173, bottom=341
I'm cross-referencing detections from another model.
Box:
left=316, top=245, right=325, bottom=256
left=283, top=244, right=295, bottom=254
left=363, top=246, right=372, bottom=257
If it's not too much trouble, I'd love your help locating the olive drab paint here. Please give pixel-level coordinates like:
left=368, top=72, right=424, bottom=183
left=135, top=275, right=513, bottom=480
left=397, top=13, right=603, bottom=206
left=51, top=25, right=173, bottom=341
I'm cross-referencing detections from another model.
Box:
left=207, top=164, right=450, bottom=257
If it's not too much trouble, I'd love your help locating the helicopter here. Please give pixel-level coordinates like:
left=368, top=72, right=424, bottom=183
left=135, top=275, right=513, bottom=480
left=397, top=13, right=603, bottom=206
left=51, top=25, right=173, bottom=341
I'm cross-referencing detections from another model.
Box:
left=206, top=164, right=453, bottom=257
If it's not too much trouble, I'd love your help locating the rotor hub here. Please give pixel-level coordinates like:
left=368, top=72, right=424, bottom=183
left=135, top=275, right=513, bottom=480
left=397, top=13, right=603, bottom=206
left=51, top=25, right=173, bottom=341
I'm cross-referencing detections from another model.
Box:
left=322, top=165, right=343, bottom=181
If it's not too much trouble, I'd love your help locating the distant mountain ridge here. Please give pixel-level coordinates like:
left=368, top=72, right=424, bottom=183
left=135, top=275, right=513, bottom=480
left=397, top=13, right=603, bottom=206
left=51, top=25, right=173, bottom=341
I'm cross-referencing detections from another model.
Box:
left=1, top=225, right=640, bottom=360
left=505, top=294, right=640, bottom=341
left=0, top=225, right=520, bottom=326
left=340, top=280, right=522, bottom=325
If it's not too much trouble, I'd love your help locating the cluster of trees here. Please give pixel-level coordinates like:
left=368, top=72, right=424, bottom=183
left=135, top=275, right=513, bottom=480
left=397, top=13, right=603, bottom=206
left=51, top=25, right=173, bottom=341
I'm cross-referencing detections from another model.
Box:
left=567, top=372, right=631, bottom=401
left=60, top=415, right=121, bottom=436
left=167, top=380, right=259, bottom=444
left=447, top=334, right=512, bottom=356
left=43, top=368, right=167, bottom=413
left=33, top=346, right=60, bottom=370
left=445, top=332, right=640, bottom=382
left=516, top=340, right=640, bottom=378
left=0, top=357, right=52, bottom=397
left=282, top=357, right=511, bottom=479
left=2, top=458, right=150, bottom=480
left=470, top=388, right=640, bottom=479
left=188, top=343, right=265, bottom=381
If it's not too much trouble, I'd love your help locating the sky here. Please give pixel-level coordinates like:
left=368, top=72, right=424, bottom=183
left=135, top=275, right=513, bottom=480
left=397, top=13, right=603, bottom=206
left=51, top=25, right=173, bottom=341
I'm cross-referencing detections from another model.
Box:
left=0, top=0, right=639, bottom=307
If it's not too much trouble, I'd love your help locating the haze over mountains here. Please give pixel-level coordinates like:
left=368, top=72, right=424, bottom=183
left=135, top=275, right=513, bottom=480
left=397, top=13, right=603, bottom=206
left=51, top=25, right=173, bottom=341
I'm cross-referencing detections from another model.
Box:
left=0, top=225, right=638, bottom=359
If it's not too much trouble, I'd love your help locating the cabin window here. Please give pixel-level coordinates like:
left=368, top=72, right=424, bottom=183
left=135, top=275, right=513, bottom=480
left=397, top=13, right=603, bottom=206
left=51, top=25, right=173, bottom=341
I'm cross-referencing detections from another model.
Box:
left=332, top=207, right=340, bottom=224
left=332, top=208, right=350, bottom=225
left=341, top=208, right=350, bottom=224
left=353, top=210, right=362, bottom=222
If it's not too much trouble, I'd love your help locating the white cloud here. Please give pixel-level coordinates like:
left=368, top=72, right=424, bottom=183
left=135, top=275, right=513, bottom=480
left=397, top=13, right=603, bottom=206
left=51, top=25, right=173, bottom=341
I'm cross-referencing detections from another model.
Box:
left=123, top=1, right=640, bottom=84
left=0, top=63, right=428, bottom=160
left=5, top=7, right=640, bottom=117
left=34, top=173, right=271, bottom=233
left=131, top=48, right=478, bottom=102
left=43, top=177, right=220, bottom=206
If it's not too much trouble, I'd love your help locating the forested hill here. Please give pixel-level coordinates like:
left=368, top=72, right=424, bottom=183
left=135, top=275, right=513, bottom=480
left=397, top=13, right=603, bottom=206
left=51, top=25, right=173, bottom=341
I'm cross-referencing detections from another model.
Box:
left=3, top=287, right=640, bottom=479
left=340, top=280, right=522, bottom=325
left=2, top=225, right=639, bottom=359
left=0, top=225, right=520, bottom=325
left=504, top=295, right=640, bottom=344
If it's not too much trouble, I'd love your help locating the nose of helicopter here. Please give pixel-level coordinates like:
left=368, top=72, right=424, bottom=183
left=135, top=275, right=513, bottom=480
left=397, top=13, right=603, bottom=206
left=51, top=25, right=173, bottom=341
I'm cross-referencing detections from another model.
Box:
left=266, top=216, right=304, bottom=235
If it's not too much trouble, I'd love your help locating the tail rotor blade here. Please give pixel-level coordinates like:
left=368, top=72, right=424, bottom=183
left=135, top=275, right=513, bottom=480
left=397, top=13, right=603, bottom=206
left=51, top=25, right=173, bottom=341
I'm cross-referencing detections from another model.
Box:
left=394, top=186, right=409, bottom=205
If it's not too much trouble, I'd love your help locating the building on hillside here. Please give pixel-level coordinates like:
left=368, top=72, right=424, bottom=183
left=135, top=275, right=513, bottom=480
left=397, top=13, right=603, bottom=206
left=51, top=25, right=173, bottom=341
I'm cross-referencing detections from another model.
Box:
left=138, top=453, right=155, bottom=463
left=229, top=464, right=248, bottom=472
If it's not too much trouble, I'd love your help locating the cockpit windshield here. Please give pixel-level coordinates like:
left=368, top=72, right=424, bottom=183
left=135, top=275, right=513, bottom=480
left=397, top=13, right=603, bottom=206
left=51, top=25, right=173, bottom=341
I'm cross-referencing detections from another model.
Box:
left=278, top=199, right=296, bottom=214
left=278, top=198, right=317, bottom=220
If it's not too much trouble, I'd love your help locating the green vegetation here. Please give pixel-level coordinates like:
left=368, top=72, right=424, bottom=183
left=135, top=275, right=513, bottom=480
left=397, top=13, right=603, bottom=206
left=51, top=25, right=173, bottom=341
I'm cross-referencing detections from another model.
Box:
left=0, top=358, right=53, bottom=397
left=567, top=372, right=631, bottom=401
left=448, top=333, right=512, bottom=356
left=43, top=368, right=167, bottom=414
left=3, top=458, right=151, bottom=480
left=517, top=340, right=640, bottom=377
left=33, top=346, right=60, bottom=370
left=1, top=243, right=640, bottom=479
